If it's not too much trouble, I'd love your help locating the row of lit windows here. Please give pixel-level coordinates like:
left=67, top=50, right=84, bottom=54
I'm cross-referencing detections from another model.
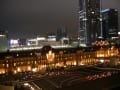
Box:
left=0, top=49, right=119, bottom=68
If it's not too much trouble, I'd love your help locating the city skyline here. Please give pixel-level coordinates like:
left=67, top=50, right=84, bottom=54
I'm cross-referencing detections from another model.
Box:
left=0, top=0, right=120, bottom=38
left=0, top=1, right=120, bottom=89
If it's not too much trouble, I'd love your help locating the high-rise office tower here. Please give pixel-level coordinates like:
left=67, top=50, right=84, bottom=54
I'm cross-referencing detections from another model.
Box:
left=79, top=0, right=101, bottom=46
left=0, top=30, right=8, bottom=52
left=102, top=9, right=118, bottom=40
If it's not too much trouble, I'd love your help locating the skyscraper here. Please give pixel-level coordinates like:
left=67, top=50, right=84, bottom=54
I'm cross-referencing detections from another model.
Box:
left=79, top=0, right=101, bottom=46
left=102, top=9, right=118, bottom=40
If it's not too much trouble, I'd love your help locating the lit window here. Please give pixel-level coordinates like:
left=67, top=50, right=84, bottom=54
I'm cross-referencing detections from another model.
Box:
left=17, top=67, right=21, bottom=72
left=7, top=64, right=9, bottom=68
left=14, top=63, right=16, bottom=66
left=35, top=61, right=36, bottom=64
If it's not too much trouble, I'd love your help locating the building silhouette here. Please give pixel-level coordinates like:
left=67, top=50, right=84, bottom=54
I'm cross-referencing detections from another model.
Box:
left=56, top=27, right=67, bottom=41
left=102, top=9, right=118, bottom=40
left=79, top=0, right=101, bottom=46
left=0, top=30, right=8, bottom=52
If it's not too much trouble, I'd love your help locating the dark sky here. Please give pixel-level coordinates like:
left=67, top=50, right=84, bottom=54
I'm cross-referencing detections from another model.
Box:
left=0, top=0, right=120, bottom=38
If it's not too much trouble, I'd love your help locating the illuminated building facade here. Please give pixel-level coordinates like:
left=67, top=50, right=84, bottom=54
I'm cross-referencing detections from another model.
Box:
left=102, top=9, right=118, bottom=40
left=0, top=45, right=119, bottom=75
left=79, top=0, right=101, bottom=46
left=0, top=30, right=8, bottom=52
left=9, top=39, right=19, bottom=47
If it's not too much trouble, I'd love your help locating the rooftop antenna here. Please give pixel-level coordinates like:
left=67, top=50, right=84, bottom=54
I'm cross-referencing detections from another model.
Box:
left=100, top=0, right=103, bottom=38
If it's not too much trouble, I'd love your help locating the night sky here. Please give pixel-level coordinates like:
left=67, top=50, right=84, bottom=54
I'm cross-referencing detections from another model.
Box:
left=0, top=0, right=120, bottom=38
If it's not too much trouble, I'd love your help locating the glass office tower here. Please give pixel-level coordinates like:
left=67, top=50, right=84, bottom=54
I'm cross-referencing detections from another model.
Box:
left=79, top=0, right=101, bottom=46
left=102, top=9, right=118, bottom=40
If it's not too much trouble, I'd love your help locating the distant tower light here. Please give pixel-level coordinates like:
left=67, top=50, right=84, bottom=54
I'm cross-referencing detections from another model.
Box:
left=118, top=32, right=120, bottom=35
left=91, top=11, right=95, bottom=14
left=82, top=18, right=87, bottom=21
left=99, top=18, right=102, bottom=21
